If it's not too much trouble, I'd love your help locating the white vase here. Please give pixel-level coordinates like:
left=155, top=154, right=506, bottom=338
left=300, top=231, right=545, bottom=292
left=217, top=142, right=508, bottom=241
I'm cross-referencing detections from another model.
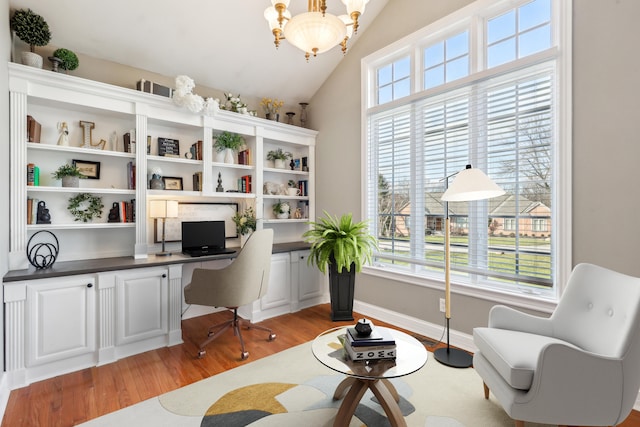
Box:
left=274, top=159, right=286, bottom=169
left=240, top=231, right=252, bottom=248
left=277, top=212, right=289, bottom=219
left=224, top=148, right=235, bottom=164
left=21, top=51, right=43, bottom=68
left=215, top=150, right=225, bottom=163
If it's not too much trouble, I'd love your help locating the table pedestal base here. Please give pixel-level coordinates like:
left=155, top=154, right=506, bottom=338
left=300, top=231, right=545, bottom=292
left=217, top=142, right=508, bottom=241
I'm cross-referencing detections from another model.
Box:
left=332, top=376, right=405, bottom=427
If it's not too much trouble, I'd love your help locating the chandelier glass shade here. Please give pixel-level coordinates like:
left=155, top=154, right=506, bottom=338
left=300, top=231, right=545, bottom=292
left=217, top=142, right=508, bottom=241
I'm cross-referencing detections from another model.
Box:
left=264, top=0, right=368, bottom=61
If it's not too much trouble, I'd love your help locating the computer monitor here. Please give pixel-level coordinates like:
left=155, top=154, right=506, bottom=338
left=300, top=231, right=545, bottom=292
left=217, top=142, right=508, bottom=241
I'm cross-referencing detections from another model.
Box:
left=181, top=220, right=226, bottom=255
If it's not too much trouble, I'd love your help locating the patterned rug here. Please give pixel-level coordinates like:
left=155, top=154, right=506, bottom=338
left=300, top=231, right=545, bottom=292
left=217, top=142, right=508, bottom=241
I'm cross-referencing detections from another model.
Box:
left=77, top=341, right=553, bottom=427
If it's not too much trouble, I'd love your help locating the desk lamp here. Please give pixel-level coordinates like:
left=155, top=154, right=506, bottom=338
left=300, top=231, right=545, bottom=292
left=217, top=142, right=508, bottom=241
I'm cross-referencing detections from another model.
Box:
left=149, top=200, right=179, bottom=256
left=435, top=165, right=505, bottom=368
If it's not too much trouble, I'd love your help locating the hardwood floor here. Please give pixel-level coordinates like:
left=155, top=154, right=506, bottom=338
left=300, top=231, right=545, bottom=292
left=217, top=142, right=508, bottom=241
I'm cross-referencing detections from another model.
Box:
left=2, top=304, right=639, bottom=427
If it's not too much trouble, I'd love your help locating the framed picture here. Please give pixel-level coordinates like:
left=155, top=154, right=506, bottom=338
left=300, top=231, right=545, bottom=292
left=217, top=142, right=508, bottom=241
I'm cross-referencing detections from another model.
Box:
left=293, top=158, right=301, bottom=170
left=154, top=202, right=239, bottom=242
left=72, top=159, right=100, bottom=179
left=162, top=176, right=183, bottom=190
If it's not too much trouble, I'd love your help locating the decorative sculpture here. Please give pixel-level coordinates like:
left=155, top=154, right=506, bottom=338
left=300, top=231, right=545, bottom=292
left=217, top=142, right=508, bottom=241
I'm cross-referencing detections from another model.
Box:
left=26, top=230, right=59, bottom=269
left=36, top=200, right=51, bottom=224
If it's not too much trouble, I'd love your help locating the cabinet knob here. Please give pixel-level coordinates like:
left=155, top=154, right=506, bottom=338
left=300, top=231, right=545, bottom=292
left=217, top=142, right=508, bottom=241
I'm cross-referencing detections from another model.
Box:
left=162, top=274, right=167, bottom=278
left=300, top=256, right=305, bottom=260
left=87, top=283, right=93, bottom=288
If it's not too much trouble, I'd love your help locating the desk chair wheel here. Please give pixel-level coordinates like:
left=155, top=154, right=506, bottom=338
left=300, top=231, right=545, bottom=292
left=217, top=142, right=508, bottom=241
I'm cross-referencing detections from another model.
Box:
left=198, top=349, right=206, bottom=358
left=241, top=351, right=249, bottom=360
left=268, top=333, right=276, bottom=341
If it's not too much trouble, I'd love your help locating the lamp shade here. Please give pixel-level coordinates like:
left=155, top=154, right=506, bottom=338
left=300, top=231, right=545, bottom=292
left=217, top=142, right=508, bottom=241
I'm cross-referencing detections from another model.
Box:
left=442, top=165, right=505, bottom=202
left=149, top=200, right=179, bottom=218
left=284, top=12, right=347, bottom=54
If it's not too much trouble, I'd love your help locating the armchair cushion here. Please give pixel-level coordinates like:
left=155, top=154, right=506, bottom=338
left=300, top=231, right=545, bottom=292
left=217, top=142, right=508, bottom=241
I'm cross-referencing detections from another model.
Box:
left=473, top=327, right=578, bottom=390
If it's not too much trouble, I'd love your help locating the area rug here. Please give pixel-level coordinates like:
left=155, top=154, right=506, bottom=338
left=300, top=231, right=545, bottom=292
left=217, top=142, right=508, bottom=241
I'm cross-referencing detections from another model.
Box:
left=77, top=341, right=552, bottom=427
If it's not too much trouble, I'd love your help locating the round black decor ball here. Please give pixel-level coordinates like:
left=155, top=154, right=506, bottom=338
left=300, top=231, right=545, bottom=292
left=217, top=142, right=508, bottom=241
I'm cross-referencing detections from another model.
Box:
left=355, top=318, right=374, bottom=337
left=27, top=230, right=59, bottom=269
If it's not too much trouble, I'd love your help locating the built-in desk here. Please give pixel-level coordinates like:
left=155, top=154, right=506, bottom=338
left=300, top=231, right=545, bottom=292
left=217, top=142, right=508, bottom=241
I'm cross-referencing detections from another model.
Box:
left=3, top=242, right=311, bottom=282
left=2, top=242, right=322, bottom=390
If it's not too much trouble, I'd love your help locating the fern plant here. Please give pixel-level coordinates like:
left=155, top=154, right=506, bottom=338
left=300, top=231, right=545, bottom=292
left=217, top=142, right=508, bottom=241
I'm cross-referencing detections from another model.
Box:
left=303, top=211, right=377, bottom=274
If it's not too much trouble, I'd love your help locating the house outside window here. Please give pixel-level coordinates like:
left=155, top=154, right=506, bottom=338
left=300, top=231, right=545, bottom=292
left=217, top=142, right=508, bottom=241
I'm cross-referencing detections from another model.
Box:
left=363, top=0, right=571, bottom=300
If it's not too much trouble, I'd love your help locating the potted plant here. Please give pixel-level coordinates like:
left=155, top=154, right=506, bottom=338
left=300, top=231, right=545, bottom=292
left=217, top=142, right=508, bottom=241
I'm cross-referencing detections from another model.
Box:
left=49, top=48, right=79, bottom=73
left=303, top=212, right=377, bottom=321
left=272, top=200, right=290, bottom=219
left=287, top=180, right=300, bottom=196
left=52, top=164, right=85, bottom=188
left=10, top=8, right=51, bottom=68
left=266, top=148, right=292, bottom=169
left=214, top=131, right=245, bottom=164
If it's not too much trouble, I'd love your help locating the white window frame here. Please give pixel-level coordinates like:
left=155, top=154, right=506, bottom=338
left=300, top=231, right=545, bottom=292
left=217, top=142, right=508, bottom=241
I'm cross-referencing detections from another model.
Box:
left=360, top=0, right=571, bottom=313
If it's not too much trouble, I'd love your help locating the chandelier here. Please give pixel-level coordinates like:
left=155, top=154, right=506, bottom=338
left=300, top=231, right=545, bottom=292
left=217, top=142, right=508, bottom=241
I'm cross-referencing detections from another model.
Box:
left=264, top=0, right=369, bottom=61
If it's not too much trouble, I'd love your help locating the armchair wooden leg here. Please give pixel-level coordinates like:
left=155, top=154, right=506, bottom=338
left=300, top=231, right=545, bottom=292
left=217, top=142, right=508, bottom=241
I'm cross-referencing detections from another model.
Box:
left=483, top=382, right=490, bottom=399
left=514, top=421, right=524, bottom=427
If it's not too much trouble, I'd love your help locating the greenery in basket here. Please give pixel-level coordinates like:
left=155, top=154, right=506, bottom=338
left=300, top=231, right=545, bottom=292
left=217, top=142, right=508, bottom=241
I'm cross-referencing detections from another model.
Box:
left=52, top=164, right=86, bottom=179
left=266, top=148, right=292, bottom=161
left=214, top=131, right=245, bottom=152
left=52, top=48, right=79, bottom=71
left=272, top=200, right=290, bottom=215
left=232, top=207, right=257, bottom=235
left=287, top=179, right=297, bottom=188
left=303, top=211, right=377, bottom=274
left=10, top=8, right=51, bottom=52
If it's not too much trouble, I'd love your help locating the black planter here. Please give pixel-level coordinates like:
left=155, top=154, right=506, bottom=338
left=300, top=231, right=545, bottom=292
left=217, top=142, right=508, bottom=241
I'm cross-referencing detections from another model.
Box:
left=328, top=262, right=355, bottom=321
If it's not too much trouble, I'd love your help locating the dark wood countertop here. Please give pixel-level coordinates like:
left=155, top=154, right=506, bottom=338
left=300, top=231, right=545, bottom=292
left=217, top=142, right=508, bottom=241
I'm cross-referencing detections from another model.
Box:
left=4, top=241, right=311, bottom=283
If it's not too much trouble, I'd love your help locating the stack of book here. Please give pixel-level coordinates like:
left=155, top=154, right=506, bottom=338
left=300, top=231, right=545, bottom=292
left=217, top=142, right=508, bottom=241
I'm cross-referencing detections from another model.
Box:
left=341, top=326, right=397, bottom=361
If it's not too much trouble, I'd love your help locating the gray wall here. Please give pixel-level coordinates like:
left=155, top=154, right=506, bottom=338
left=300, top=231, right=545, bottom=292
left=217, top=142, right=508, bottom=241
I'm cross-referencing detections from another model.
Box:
left=309, top=0, right=640, bottom=334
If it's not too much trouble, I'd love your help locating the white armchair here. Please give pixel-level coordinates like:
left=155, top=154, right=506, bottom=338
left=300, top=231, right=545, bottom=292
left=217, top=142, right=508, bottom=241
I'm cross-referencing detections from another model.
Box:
left=473, top=263, right=640, bottom=427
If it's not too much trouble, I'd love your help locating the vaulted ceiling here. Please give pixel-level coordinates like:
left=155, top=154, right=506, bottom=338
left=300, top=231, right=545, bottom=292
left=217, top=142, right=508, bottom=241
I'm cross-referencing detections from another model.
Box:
left=9, top=0, right=387, bottom=104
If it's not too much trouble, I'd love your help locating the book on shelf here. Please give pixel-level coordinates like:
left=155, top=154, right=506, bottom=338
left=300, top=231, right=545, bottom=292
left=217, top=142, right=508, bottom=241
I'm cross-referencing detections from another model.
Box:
left=26, top=198, right=33, bottom=224
left=27, top=115, right=41, bottom=143
left=127, top=161, right=136, bottom=190
left=338, top=334, right=397, bottom=361
left=298, top=180, right=308, bottom=196
left=123, top=131, right=137, bottom=153
left=237, top=175, right=252, bottom=193
left=28, top=197, right=38, bottom=225
left=238, top=149, right=251, bottom=165
left=27, top=163, right=35, bottom=186
left=189, top=140, right=203, bottom=160
left=346, top=326, right=396, bottom=347
left=192, top=171, right=203, bottom=191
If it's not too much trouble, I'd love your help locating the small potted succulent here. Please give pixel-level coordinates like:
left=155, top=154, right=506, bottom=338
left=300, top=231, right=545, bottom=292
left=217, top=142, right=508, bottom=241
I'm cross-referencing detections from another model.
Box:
left=49, top=48, right=79, bottom=73
left=10, top=8, right=51, bottom=68
left=266, top=148, right=292, bottom=169
left=272, top=200, right=290, bottom=219
left=214, top=131, right=245, bottom=164
left=52, top=164, right=85, bottom=188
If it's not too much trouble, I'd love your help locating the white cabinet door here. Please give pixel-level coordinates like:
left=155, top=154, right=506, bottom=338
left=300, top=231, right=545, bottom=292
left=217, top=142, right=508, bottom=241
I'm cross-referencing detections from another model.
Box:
left=261, top=252, right=291, bottom=311
left=115, top=267, right=169, bottom=346
left=294, top=250, right=324, bottom=301
left=26, top=276, right=96, bottom=367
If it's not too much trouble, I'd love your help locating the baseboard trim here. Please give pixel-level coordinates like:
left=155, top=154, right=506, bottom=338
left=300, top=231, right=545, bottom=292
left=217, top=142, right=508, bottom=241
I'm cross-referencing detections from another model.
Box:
left=352, top=299, right=640, bottom=412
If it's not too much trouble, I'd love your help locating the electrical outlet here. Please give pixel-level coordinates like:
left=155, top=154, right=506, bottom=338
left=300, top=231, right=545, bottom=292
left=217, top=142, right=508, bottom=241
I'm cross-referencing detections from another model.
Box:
left=439, top=298, right=446, bottom=313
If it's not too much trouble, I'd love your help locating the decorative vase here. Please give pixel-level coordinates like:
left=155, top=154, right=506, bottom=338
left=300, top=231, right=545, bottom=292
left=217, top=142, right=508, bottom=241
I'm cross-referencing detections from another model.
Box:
left=274, top=159, right=286, bottom=169
left=328, top=261, right=356, bottom=321
left=21, top=51, right=43, bottom=69
left=61, top=176, right=79, bottom=188
left=299, top=102, right=308, bottom=128
left=224, top=148, right=235, bottom=164
left=215, top=150, right=225, bottom=163
left=48, top=56, right=63, bottom=72
left=277, top=212, right=289, bottom=219
left=149, top=176, right=164, bottom=190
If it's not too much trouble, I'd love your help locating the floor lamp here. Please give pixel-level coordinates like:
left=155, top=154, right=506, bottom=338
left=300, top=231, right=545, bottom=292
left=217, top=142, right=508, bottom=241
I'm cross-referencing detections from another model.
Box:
left=149, top=200, right=179, bottom=256
left=434, top=164, right=505, bottom=368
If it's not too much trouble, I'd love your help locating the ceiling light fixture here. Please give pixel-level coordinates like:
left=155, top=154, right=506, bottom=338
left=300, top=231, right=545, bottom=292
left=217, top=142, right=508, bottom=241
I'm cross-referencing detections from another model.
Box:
left=264, top=0, right=369, bottom=61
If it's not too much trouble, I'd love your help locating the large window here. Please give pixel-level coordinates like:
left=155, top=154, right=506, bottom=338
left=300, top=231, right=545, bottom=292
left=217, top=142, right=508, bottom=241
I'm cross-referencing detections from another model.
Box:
left=364, top=0, right=569, bottom=299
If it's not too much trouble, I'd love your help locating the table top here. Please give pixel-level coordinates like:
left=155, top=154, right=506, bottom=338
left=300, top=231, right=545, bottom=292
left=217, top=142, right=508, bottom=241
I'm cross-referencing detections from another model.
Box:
left=311, top=326, right=428, bottom=380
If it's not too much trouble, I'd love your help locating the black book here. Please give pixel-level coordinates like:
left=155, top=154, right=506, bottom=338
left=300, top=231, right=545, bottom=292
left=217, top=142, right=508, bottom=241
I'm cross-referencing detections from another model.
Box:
left=347, top=327, right=396, bottom=347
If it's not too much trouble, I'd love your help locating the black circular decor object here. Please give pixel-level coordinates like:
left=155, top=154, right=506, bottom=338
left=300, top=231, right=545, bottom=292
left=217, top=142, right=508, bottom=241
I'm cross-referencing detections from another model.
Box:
left=27, top=230, right=59, bottom=269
